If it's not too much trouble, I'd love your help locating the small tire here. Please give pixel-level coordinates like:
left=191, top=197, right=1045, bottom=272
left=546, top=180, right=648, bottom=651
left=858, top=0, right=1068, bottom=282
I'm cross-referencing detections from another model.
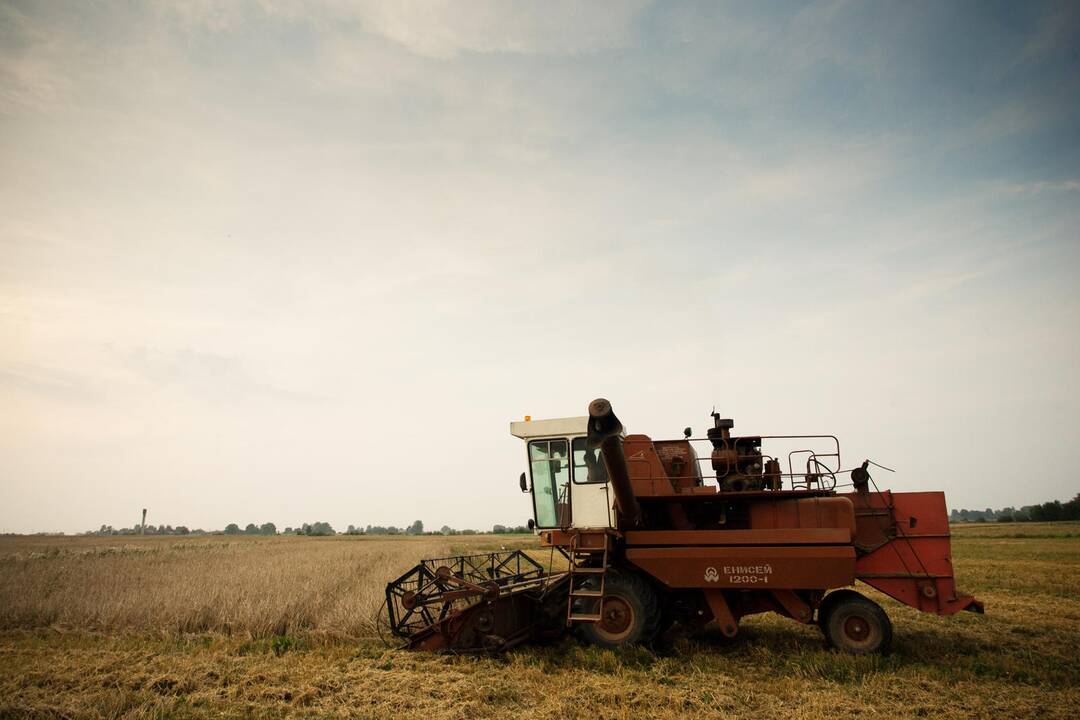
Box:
left=817, top=589, right=864, bottom=629
left=822, top=592, right=893, bottom=654
left=577, top=571, right=661, bottom=649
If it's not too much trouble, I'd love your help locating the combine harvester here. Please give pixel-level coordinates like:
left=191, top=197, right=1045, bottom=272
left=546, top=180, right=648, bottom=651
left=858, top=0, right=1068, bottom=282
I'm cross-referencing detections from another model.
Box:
left=384, top=399, right=982, bottom=653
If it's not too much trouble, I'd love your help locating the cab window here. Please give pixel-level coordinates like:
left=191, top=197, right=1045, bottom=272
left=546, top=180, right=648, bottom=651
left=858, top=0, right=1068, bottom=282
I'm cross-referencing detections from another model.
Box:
left=572, top=437, right=608, bottom=484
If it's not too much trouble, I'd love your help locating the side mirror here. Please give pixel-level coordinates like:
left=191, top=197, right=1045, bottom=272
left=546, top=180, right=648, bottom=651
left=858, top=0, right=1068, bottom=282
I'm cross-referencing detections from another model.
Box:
left=527, top=518, right=535, bottom=531
left=683, top=427, right=692, bottom=438
left=519, top=472, right=528, bottom=493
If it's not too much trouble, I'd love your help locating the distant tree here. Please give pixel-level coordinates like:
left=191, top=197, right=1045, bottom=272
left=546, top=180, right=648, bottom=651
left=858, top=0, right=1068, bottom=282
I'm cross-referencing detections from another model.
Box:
left=175, top=526, right=190, bottom=535
left=301, top=521, right=335, bottom=536
left=244, top=523, right=259, bottom=535
left=492, top=524, right=507, bottom=534
left=407, top=520, right=424, bottom=535
left=224, top=523, right=241, bottom=535
left=284, top=527, right=293, bottom=534
left=439, top=525, right=454, bottom=535
left=259, top=522, right=277, bottom=535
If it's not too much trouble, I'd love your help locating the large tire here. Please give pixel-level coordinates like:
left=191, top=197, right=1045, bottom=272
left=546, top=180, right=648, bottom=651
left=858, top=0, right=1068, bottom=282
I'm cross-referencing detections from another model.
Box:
left=821, top=592, right=893, bottom=654
left=577, top=571, right=661, bottom=649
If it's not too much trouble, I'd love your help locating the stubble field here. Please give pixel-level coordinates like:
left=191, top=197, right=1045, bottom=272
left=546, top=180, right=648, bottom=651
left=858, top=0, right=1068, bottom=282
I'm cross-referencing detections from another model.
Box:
left=0, top=523, right=1077, bottom=719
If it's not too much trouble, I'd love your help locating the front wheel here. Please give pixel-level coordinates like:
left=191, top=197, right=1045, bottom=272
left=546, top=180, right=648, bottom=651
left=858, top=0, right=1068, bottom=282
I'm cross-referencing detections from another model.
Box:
left=821, top=591, right=893, bottom=654
left=577, top=571, right=661, bottom=649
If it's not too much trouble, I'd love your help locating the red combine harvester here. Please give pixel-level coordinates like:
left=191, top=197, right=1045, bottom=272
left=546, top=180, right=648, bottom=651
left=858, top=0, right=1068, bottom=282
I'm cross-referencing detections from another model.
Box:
left=384, top=399, right=983, bottom=653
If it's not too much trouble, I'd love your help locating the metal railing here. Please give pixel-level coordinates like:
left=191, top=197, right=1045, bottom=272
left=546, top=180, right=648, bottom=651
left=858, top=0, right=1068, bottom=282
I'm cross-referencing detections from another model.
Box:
left=624, top=434, right=864, bottom=492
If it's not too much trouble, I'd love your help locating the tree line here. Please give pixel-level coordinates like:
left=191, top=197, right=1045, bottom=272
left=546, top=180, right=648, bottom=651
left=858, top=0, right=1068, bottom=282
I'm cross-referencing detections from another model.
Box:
left=350, top=521, right=530, bottom=536
left=92, top=524, right=203, bottom=536
left=87, top=519, right=531, bottom=536
left=951, top=493, right=1080, bottom=523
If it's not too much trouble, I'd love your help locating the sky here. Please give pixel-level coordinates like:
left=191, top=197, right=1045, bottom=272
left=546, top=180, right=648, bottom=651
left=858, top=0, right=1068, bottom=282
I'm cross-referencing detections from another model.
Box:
left=1, top=1, right=1078, bottom=534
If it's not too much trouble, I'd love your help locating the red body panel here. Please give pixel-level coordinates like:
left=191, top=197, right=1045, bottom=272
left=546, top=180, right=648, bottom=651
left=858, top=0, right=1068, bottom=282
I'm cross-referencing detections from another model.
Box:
left=626, top=545, right=855, bottom=589
left=844, top=490, right=983, bottom=615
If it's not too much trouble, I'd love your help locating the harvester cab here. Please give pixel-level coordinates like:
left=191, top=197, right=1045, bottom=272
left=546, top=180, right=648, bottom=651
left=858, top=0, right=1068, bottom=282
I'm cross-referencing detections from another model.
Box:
left=383, top=399, right=983, bottom=654
left=509, top=416, right=615, bottom=530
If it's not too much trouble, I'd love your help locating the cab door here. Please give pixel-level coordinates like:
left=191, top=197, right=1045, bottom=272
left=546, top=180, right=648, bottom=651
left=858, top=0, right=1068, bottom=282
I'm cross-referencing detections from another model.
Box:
left=528, top=439, right=571, bottom=528
left=569, top=437, right=614, bottom=529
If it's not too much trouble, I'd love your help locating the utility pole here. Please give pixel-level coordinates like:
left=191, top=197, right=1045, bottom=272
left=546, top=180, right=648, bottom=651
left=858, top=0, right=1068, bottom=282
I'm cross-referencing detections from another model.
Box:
left=141, top=508, right=147, bottom=535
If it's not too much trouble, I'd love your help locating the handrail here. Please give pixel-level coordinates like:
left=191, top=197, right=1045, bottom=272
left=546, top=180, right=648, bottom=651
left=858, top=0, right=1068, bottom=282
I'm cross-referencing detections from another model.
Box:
left=624, top=434, right=848, bottom=491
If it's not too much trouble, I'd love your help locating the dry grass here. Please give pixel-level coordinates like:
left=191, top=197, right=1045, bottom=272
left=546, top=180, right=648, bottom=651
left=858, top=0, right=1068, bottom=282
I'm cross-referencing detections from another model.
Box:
left=949, top=520, right=1080, bottom=538
left=0, top=524, right=1078, bottom=719
left=0, top=534, right=544, bottom=640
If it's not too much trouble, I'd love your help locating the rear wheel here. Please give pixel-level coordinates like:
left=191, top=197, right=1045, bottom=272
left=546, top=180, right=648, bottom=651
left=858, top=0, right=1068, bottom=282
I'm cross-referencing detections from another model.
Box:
left=817, top=589, right=863, bottom=629
left=577, top=571, right=661, bottom=649
left=821, top=592, right=893, bottom=654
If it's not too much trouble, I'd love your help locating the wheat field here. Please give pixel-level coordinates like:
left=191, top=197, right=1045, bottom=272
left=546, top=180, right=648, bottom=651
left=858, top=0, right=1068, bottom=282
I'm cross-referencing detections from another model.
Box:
left=0, top=534, right=545, bottom=640
left=0, top=524, right=1077, bottom=719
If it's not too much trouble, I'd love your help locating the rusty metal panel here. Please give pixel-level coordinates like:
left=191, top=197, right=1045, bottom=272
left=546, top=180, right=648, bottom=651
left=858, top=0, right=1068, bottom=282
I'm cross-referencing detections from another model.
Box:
left=623, top=435, right=676, bottom=496
left=539, top=529, right=610, bottom=550
left=844, top=488, right=896, bottom=552
left=626, top=546, right=855, bottom=589
left=889, top=491, right=951, bottom=535
left=844, top=491, right=983, bottom=615
left=624, top=528, right=852, bottom=546
left=653, top=439, right=703, bottom=488
left=750, top=496, right=856, bottom=532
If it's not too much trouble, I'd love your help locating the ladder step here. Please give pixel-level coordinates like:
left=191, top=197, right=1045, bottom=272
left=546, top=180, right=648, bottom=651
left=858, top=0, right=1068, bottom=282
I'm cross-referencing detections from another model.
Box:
left=567, top=533, right=611, bottom=626
left=569, top=613, right=603, bottom=622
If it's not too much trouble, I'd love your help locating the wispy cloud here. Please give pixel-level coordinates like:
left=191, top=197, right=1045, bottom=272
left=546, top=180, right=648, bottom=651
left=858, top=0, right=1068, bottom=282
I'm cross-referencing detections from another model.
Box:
left=164, top=0, right=650, bottom=58
left=1004, top=179, right=1080, bottom=194
left=125, top=347, right=316, bottom=403
left=0, top=363, right=103, bottom=403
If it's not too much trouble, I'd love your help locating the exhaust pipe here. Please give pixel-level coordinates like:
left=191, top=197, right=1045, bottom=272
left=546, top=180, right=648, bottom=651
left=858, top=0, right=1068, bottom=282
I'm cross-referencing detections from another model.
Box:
left=587, top=398, right=641, bottom=527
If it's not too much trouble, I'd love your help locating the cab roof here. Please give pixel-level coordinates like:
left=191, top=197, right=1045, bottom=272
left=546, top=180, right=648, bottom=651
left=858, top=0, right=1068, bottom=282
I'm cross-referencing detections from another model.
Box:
left=509, top=416, right=589, bottom=439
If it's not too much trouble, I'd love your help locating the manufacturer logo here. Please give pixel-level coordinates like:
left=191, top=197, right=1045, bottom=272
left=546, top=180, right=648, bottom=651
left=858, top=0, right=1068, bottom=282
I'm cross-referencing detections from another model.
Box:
left=704, top=566, right=720, bottom=582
